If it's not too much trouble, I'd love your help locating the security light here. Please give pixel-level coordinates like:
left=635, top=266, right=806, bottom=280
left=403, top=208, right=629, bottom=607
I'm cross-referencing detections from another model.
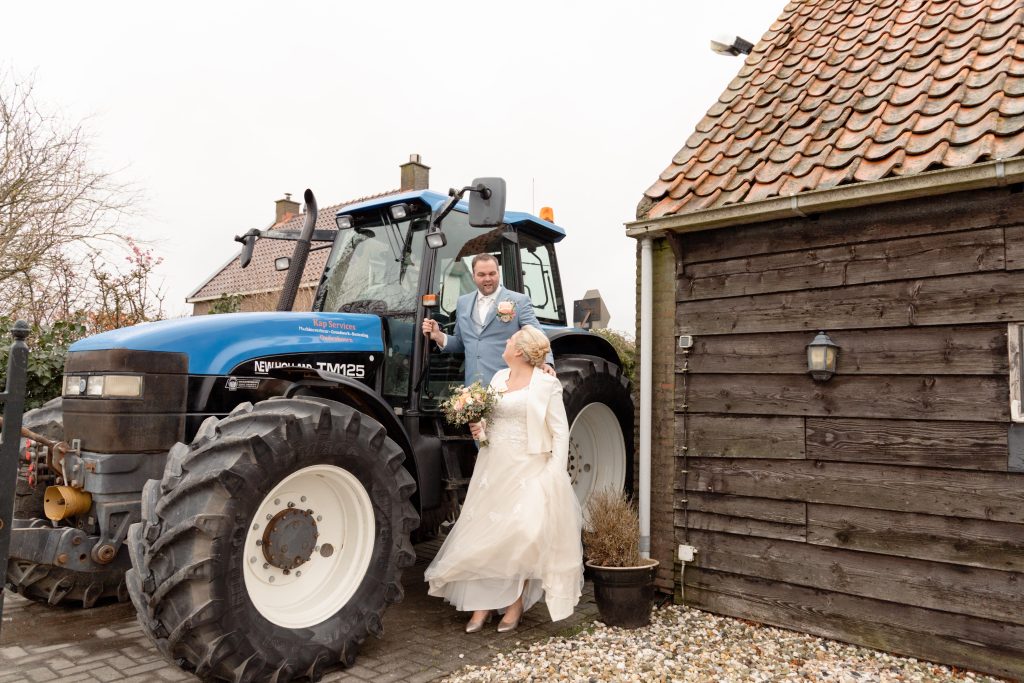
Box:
left=710, top=35, right=754, bottom=56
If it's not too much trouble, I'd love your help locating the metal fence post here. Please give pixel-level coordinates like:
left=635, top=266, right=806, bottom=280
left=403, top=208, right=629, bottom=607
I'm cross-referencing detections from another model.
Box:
left=0, top=320, right=30, bottom=635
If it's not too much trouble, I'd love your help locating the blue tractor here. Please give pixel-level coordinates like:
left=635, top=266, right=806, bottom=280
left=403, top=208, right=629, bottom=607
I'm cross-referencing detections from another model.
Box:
left=7, top=180, right=633, bottom=680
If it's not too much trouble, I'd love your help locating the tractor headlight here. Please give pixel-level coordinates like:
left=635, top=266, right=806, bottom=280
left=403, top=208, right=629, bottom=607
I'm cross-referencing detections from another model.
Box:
left=103, top=375, right=144, bottom=397
left=64, top=374, right=144, bottom=399
left=86, top=376, right=105, bottom=396
left=63, top=375, right=87, bottom=396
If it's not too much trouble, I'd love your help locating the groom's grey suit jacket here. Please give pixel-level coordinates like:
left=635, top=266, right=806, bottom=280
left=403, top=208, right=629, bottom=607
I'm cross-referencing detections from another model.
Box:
left=442, top=286, right=552, bottom=385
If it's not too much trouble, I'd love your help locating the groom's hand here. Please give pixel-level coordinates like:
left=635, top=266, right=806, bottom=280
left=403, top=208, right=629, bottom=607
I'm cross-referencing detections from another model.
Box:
left=421, top=318, right=443, bottom=344
left=542, top=363, right=556, bottom=377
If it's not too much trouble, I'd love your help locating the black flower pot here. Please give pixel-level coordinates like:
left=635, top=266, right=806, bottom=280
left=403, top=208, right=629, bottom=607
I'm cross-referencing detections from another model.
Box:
left=586, top=559, right=659, bottom=628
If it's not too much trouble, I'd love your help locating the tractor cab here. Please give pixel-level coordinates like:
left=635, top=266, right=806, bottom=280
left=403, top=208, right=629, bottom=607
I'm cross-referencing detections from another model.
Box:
left=312, top=187, right=569, bottom=410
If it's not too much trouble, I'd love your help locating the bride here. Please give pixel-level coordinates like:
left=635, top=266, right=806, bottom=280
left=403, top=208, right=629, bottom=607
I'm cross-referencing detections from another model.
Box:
left=424, top=325, right=584, bottom=633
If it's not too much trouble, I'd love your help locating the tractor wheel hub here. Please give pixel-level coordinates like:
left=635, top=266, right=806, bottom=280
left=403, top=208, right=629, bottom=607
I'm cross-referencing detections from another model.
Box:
left=262, top=508, right=318, bottom=569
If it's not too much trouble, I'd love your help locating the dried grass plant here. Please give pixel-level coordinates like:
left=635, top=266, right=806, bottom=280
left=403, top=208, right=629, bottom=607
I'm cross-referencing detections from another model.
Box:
left=582, top=488, right=641, bottom=567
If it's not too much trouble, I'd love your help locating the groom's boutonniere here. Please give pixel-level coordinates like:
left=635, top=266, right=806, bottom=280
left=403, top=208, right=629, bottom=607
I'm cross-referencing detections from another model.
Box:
left=496, top=299, right=516, bottom=323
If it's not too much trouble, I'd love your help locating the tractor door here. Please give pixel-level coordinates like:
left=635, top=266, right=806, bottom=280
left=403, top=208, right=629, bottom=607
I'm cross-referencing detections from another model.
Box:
left=421, top=212, right=519, bottom=407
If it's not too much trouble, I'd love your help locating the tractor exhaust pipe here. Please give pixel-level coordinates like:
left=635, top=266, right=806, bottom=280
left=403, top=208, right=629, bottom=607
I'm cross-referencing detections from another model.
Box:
left=277, top=189, right=318, bottom=312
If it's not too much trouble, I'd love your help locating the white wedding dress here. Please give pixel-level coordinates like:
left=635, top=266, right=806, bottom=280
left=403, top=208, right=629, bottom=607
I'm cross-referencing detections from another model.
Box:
left=425, top=387, right=584, bottom=621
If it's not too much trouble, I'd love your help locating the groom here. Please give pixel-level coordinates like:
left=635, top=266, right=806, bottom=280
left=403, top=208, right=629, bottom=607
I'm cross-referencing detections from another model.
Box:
left=421, top=253, right=555, bottom=384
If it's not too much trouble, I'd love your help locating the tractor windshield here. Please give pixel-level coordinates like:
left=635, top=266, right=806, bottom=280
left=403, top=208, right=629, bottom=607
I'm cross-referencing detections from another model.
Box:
left=314, top=209, right=426, bottom=405
left=315, top=214, right=425, bottom=316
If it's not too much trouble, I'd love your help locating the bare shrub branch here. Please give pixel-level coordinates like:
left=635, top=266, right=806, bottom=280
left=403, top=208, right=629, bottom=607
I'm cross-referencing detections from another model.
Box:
left=0, top=69, right=137, bottom=325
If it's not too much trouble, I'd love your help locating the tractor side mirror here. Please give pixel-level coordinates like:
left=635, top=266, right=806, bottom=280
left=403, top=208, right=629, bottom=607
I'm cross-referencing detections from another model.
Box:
left=236, top=230, right=259, bottom=269
left=468, top=177, right=506, bottom=227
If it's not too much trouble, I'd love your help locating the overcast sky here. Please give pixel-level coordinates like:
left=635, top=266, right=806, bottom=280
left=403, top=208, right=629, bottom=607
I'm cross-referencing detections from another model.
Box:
left=5, top=1, right=784, bottom=331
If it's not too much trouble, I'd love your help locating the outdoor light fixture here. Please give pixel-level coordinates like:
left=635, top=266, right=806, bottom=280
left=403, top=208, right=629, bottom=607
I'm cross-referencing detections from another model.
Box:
left=710, top=35, right=754, bottom=56
left=335, top=214, right=353, bottom=230
left=807, top=331, right=839, bottom=381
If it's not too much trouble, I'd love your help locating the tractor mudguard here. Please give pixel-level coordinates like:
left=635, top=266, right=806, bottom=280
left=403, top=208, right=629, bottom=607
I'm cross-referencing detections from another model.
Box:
left=265, top=366, right=441, bottom=513
left=547, top=327, right=621, bottom=367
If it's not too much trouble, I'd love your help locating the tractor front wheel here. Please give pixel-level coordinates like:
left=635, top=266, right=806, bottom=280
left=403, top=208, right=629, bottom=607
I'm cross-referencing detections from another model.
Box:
left=126, top=397, right=418, bottom=681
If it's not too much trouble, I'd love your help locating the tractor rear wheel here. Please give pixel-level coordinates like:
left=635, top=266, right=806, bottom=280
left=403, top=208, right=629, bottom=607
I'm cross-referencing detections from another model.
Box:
left=6, top=553, right=129, bottom=609
left=126, top=397, right=418, bottom=682
left=556, top=355, right=634, bottom=507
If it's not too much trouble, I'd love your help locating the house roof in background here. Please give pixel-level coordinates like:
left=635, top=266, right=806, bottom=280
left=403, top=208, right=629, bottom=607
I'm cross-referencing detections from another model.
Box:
left=640, top=0, right=1024, bottom=220
left=187, top=190, right=400, bottom=302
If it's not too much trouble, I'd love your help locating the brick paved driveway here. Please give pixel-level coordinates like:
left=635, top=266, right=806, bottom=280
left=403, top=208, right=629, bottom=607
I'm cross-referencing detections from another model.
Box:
left=0, top=539, right=597, bottom=682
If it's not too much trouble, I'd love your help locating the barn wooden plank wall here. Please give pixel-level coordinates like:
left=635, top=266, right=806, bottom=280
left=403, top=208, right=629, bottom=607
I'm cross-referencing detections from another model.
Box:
left=670, top=187, right=1024, bottom=680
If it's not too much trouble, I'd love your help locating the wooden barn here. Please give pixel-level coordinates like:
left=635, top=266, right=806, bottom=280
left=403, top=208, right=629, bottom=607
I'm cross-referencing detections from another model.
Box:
left=627, top=0, right=1024, bottom=679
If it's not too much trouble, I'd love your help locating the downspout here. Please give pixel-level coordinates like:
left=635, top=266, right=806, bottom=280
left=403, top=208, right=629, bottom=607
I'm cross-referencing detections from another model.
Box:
left=639, top=238, right=653, bottom=559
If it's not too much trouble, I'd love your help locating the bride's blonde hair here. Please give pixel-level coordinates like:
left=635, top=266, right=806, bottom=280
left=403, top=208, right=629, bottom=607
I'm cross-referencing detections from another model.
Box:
left=514, top=325, right=550, bottom=368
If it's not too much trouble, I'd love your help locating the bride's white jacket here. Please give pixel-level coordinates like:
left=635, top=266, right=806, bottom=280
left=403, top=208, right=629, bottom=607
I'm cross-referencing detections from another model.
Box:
left=490, top=367, right=570, bottom=469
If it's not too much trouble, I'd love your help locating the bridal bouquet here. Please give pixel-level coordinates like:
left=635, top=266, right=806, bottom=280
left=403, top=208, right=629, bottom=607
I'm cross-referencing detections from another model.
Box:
left=442, top=381, right=499, bottom=446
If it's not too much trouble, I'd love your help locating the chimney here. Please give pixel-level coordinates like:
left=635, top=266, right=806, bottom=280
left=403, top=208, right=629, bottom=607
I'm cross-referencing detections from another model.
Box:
left=400, top=154, right=430, bottom=191
left=275, top=192, right=300, bottom=224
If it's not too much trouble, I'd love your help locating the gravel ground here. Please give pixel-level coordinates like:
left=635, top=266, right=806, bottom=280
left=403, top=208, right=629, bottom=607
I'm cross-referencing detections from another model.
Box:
left=441, top=604, right=1009, bottom=683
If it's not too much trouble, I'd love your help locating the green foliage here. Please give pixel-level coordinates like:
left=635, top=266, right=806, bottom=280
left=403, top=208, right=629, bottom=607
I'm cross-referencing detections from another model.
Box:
left=592, top=328, right=636, bottom=385
left=0, top=316, right=87, bottom=409
left=208, top=293, right=243, bottom=314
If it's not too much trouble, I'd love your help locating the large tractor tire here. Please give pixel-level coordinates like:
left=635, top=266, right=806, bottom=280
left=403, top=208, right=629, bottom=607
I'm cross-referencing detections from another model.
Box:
left=6, top=552, right=130, bottom=609
left=6, top=397, right=132, bottom=608
left=556, top=355, right=634, bottom=507
left=14, top=397, right=63, bottom=518
left=126, top=397, right=418, bottom=682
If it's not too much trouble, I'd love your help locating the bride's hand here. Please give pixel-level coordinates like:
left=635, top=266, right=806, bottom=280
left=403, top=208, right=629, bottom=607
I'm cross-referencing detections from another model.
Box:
left=469, top=420, right=485, bottom=438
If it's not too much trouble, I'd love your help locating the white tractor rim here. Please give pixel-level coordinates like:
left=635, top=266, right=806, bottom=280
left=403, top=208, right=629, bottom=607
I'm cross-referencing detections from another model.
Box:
left=242, top=464, right=375, bottom=628
left=567, top=402, right=626, bottom=505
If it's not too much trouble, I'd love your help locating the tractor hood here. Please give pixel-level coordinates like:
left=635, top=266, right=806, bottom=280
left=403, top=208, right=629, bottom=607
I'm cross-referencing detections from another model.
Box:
left=69, top=312, right=384, bottom=375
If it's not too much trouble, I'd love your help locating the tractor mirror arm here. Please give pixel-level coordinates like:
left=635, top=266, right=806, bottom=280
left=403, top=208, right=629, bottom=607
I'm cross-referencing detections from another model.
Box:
left=430, top=187, right=467, bottom=230
left=235, top=229, right=259, bottom=268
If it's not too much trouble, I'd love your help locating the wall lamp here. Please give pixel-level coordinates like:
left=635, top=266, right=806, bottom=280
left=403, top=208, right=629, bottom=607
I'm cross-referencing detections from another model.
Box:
left=710, top=35, right=754, bottom=56
left=807, top=331, right=839, bottom=381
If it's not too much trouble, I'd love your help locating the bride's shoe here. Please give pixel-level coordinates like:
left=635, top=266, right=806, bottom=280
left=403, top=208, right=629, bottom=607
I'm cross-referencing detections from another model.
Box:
left=497, top=600, right=523, bottom=633
left=496, top=612, right=521, bottom=633
left=465, top=610, right=493, bottom=633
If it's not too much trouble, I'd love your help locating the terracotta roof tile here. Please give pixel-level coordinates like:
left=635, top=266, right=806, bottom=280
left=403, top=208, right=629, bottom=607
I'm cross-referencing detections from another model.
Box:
left=640, top=0, right=1024, bottom=220
left=188, top=189, right=401, bottom=302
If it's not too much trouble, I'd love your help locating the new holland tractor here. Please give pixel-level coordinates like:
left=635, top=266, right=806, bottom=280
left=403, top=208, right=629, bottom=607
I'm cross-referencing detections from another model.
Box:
left=6, top=179, right=633, bottom=681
